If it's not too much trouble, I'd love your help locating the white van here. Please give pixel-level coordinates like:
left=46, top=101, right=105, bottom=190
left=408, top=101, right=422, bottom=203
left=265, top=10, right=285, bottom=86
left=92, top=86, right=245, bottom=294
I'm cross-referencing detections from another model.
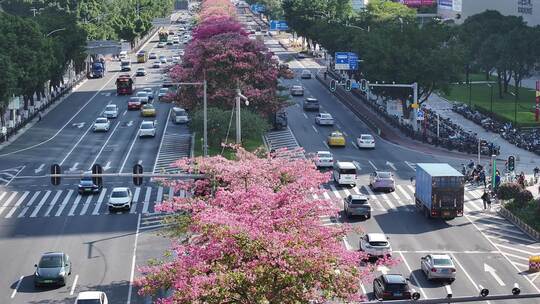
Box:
left=333, top=161, right=357, bottom=186
left=119, top=51, right=128, bottom=61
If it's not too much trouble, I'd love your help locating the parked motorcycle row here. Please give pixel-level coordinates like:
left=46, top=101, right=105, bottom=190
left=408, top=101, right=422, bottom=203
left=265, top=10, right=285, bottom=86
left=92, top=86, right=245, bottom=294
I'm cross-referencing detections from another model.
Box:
left=453, top=104, right=540, bottom=156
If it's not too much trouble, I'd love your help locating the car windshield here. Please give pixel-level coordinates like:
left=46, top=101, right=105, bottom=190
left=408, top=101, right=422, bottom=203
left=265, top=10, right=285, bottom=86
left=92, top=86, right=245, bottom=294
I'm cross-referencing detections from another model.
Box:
left=433, top=258, right=453, bottom=266
left=111, top=191, right=128, bottom=198
left=136, top=92, right=148, bottom=97
left=141, top=123, right=153, bottom=129
left=96, top=118, right=107, bottom=123
left=318, top=152, right=331, bottom=158
left=80, top=180, right=93, bottom=186
left=377, top=172, right=392, bottom=178
left=138, top=68, right=144, bottom=71
left=386, top=283, right=408, bottom=292
left=174, top=109, right=186, bottom=116
left=350, top=198, right=368, bottom=205
left=143, top=105, right=153, bottom=109
left=39, top=255, right=63, bottom=268
left=76, top=300, right=102, bottom=304
left=320, top=114, right=331, bottom=119
left=105, top=106, right=116, bottom=111
left=160, top=88, right=168, bottom=93
left=129, top=98, right=140, bottom=103
left=361, top=135, right=373, bottom=140
left=369, top=241, right=388, bottom=247
left=306, top=99, right=318, bottom=103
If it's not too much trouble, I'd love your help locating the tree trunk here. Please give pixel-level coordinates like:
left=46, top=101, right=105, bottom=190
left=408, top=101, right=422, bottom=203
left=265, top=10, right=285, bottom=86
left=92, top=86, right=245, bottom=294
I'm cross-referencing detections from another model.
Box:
left=497, top=72, right=503, bottom=98
left=485, top=69, right=490, bottom=81
left=503, top=70, right=511, bottom=93
left=514, top=73, right=521, bottom=99
left=465, top=65, right=470, bottom=84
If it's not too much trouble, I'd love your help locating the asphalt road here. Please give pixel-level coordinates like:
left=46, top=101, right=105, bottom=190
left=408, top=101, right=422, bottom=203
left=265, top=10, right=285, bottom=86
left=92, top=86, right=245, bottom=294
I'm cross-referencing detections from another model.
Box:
left=0, top=11, right=192, bottom=304
left=261, top=24, right=540, bottom=303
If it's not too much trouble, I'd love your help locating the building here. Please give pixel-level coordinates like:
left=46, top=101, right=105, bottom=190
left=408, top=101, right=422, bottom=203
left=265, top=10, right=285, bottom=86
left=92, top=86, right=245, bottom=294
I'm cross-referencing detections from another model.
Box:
left=352, top=0, right=368, bottom=11
left=437, top=0, right=540, bottom=26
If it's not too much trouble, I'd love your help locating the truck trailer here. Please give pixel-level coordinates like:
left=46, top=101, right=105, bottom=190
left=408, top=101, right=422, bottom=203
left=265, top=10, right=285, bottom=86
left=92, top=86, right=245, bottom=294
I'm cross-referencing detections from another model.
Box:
left=415, top=163, right=464, bottom=220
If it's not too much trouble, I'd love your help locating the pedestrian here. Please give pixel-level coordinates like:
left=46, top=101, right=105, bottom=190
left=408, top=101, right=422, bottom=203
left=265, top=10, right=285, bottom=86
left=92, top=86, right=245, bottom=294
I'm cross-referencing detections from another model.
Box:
left=486, top=192, right=492, bottom=210
left=479, top=170, right=486, bottom=188
left=461, top=164, right=467, bottom=176
left=481, top=190, right=489, bottom=209
left=38, top=111, right=42, bottom=121
left=534, top=166, right=539, bottom=184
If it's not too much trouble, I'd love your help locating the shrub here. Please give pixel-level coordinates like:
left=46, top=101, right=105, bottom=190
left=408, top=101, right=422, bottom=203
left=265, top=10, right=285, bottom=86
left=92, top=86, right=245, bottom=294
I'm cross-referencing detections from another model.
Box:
left=497, top=182, right=522, bottom=200
left=514, top=190, right=533, bottom=206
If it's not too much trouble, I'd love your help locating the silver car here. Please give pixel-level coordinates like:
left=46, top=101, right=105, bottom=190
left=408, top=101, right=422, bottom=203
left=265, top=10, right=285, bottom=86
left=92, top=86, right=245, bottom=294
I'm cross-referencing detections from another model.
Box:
left=315, top=113, right=334, bottom=126
left=103, top=104, right=118, bottom=119
left=314, top=151, right=333, bottom=168
left=290, top=85, right=304, bottom=96
left=343, top=194, right=371, bottom=219
left=171, top=107, right=189, bottom=124
left=34, top=252, right=72, bottom=287
left=369, top=171, right=395, bottom=192
left=420, top=254, right=456, bottom=282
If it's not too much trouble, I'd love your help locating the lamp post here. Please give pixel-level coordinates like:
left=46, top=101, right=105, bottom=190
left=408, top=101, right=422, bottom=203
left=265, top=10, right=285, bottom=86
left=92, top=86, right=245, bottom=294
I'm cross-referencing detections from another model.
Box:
left=235, top=85, right=249, bottom=144
left=487, top=83, right=493, bottom=114
left=468, top=81, right=472, bottom=107
left=511, top=91, right=517, bottom=125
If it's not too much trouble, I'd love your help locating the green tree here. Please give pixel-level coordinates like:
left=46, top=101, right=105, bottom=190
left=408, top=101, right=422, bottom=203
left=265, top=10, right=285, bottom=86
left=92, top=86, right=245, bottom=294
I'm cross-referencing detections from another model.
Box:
left=0, top=55, right=17, bottom=125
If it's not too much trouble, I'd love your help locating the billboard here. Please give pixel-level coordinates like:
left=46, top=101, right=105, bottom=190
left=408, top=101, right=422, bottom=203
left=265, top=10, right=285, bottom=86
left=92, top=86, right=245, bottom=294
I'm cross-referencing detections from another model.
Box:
left=400, top=0, right=435, bottom=7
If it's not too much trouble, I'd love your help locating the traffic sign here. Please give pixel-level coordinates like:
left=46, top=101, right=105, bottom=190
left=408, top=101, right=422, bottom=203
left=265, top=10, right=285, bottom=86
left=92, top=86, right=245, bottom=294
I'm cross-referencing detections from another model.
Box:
left=250, top=4, right=266, bottom=13
left=351, top=82, right=359, bottom=89
left=416, top=110, right=425, bottom=121
left=411, top=103, right=419, bottom=109
left=269, top=20, right=289, bottom=31
left=334, top=52, right=359, bottom=70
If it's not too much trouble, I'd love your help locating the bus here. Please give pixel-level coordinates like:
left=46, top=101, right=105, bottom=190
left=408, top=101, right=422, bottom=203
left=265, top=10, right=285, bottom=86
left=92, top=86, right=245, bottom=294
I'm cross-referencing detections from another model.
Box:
left=158, top=30, right=169, bottom=42
left=116, top=74, right=134, bottom=95
left=136, top=51, right=147, bottom=63
left=333, top=161, right=357, bottom=186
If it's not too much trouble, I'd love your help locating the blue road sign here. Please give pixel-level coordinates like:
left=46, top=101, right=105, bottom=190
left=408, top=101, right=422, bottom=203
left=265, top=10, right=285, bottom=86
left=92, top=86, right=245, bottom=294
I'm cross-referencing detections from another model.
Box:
left=250, top=4, right=266, bottom=13
left=417, top=110, right=425, bottom=121
left=334, top=52, right=359, bottom=70
left=351, top=82, right=360, bottom=89
left=270, top=20, right=289, bottom=31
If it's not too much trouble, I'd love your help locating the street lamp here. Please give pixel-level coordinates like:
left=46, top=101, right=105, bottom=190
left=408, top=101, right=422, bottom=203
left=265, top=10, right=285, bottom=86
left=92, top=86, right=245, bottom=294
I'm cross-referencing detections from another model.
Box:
left=46, top=28, right=66, bottom=37
left=468, top=81, right=472, bottom=107
left=511, top=91, right=518, bottom=125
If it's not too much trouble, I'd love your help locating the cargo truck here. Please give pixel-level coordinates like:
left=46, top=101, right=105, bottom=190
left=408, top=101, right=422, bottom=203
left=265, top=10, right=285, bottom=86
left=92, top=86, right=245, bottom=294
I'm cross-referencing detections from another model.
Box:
left=415, top=163, right=464, bottom=220
left=87, top=55, right=106, bottom=78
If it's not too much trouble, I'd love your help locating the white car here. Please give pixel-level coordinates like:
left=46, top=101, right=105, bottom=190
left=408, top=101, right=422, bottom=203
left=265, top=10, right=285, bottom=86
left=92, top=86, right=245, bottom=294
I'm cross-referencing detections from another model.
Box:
left=420, top=253, right=456, bottom=282
left=158, top=88, right=169, bottom=100
left=315, top=113, right=334, bottom=126
left=93, top=117, right=110, bottom=132
left=178, top=49, right=185, bottom=56
left=119, top=51, right=128, bottom=61
left=172, top=56, right=181, bottom=63
left=103, top=104, right=118, bottom=119
left=360, top=233, right=392, bottom=258
left=159, top=56, right=167, bottom=64
left=357, top=134, right=375, bottom=148
left=76, top=291, right=108, bottom=304
left=136, top=91, right=150, bottom=104
left=172, top=36, right=180, bottom=44
left=142, top=87, right=154, bottom=101
left=136, top=67, right=146, bottom=76
left=171, top=107, right=189, bottom=124
left=107, top=187, right=133, bottom=211
left=152, top=61, right=161, bottom=68
left=139, top=120, right=156, bottom=137
left=314, top=151, right=333, bottom=168
left=157, top=42, right=166, bottom=48
left=148, top=52, right=157, bottom=59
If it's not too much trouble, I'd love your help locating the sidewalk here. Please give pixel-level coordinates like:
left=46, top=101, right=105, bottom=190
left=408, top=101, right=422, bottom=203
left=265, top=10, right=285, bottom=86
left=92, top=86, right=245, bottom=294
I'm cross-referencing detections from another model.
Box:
left=426, top=93, right=540, bottom=172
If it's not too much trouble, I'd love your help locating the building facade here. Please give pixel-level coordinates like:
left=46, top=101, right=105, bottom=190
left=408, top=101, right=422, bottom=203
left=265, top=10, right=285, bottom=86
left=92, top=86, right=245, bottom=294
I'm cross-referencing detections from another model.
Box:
left=437, top=0, right=540, bottom=26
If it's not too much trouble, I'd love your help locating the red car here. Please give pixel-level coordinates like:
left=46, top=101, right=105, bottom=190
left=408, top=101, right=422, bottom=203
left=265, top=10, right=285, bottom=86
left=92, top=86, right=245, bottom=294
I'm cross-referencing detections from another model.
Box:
left=128, top=97, right=142, bottom=110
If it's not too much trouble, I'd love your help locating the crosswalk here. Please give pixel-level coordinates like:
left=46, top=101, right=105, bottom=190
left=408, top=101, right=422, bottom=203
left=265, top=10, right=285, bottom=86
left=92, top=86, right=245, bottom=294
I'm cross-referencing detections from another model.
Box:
left=153, top=131, right=191, bottom=174
left=0, top=186, right=187, bottom=220
left=264, top=127, right=305, bottom=158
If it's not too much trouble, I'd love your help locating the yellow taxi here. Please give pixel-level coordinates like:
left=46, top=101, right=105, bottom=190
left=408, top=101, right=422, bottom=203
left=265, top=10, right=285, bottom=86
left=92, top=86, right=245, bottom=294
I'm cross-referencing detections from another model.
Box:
left=141, top=104, right=156, bottom=117
left=327, top=131, right=346, bottom=147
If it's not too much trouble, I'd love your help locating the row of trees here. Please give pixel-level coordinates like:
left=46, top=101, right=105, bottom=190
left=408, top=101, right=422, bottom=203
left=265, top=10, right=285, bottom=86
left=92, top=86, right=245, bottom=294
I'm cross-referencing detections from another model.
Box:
left=136, top=148, right=388, bottom=303
left=266, top=0, right=540, bottom=116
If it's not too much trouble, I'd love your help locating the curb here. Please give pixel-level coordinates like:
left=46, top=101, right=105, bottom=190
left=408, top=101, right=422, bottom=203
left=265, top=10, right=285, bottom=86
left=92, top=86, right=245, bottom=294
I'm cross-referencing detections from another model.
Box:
left=498, top=206, right=540, bottom=241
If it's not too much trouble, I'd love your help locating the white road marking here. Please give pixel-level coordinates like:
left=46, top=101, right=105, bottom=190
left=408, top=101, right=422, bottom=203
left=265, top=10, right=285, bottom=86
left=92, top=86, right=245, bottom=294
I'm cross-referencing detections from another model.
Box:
left=303, top=113, right=308, bottom=119
left=343, top=236, right=352, bottom=250
left=10, top=276, right=23, bottom=299
left=386, top=161, right=397, bottom=171
left=396, top=185, right=412, bottom=201
left=17, top=191, right=40, bottom=218
left=34, top=164, right=45, bottom=174
left=0, top=192, right=17, bottom=217
left=70, top=274, right=79, bottom=295
left=68, top=195, right=82, bottom=216
left=329, top=184, right=341, bottom=199
left=60, top=125, right=93, bottom=166
left=68, top=162, right=79, bottom=172
left=142, top=187, right=152, bottom=214
left=377, top=265, right=389, bottom=274
left=4, top=165, right=24, bottom=187
left=137, top=160, right=143, bottom=165
left=30, top=190, right=52, bottom=218
left=5, top=191, right=29, bottom=218
left=398, top=252, right=428, bottom=299
left=89, top=120, right=123, bottom=170
left=126, top=213, right=142, bottom=304
left=54, top=190, right=74, bottom=217
left=92, top=188, right=108, bottom=215
left=404, top=161, right=416, bottom=171
left=312, top=125, right=318, bottom=133
left=156, top=186, right=163, bottom=204
left=351, top=142, right=358, bottom=149
left=323, top=141, right=329, bottom=149
left=43, top=190, right=62, bottom=217
left=103, top=161, right=112, bottom=171
left=79, top=195, right=93, bottom=216
left=450, top=253, right=479, bottom=291
left=368, top=160, right=378, bottom=170
left=130, top=187, right=141, bottom=214
left=484, top=263, right=505, bottom=286
left=119, top=129, right=140, bottom=173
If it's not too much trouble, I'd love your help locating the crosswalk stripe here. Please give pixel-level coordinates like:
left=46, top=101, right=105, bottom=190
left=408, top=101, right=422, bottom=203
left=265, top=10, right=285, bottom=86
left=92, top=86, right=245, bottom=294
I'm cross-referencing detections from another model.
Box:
left=168, top=187, right=173, bottom=201
left=18, top=191, right=40, bottom=218
left=5, top=191, right=29, bottom=218
left=356, top=186, right=384, bottom=211
left=0, top=192, right=18, bottom=216
left=322, top=191, right=330, bottom=200
left=142, top=186, right=152, bottom=214
left=43, top=191, right=62, bottom=217
left=92, top=188, right=108, bottom=215
left=396, top=185, right=412, bottom=201
left=342, top=188, right=352, bottom=197
left=130, top=187, right=141, bottom=214
left=55, top=190, right=74, bottom=217
left=68, top=195, right=82, bottom=216
left=30, top=191, right=52, bottom=218
left=156, top=186, right=164, bottom=206
left=379, top=192, right=395, bottom=209
left=79, top=195, right=93, bottom=215
left=329, top=184, right=341, bottom=199
left=389, top=190, right=402, bottom=205
left=0, top=192, right=7, bottom=206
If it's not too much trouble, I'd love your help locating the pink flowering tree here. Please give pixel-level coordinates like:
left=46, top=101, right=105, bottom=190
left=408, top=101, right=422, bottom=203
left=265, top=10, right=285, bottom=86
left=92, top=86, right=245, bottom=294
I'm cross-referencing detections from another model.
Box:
left=135, top=149, right=396, bottom=303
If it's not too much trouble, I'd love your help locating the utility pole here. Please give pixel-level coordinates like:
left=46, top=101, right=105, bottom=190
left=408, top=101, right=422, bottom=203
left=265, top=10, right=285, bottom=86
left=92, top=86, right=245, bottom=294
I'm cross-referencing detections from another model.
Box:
left=235, top=84, right=249, bottom=144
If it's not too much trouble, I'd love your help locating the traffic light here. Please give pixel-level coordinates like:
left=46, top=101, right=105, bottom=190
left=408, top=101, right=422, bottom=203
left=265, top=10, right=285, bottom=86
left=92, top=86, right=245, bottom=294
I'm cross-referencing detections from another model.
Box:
left=329, top=79, right=337, bottom=92
left=51, top=164, right=61, bottom=186
left=360, top=79, right=367, bottom=92
left=91, top=163, right=103, bottom=186
left=345, top=79, right=352, bottom=91
left=508, top=155, right=515, bottom=172
left=133, top=164, right=143, bottom=186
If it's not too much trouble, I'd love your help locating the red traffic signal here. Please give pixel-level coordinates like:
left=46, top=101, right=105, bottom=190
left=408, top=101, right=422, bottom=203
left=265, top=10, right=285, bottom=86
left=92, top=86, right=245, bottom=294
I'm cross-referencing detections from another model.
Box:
left=50, top=164, right=61, bottom=186
left=91, top=164, right=103, bottom=186
left=133, top=164, right=143, bottom=186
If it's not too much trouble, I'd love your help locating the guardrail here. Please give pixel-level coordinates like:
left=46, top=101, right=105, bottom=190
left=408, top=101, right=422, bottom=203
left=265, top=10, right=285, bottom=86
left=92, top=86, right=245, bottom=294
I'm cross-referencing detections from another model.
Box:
left=498, top=206, right=540, bottom=241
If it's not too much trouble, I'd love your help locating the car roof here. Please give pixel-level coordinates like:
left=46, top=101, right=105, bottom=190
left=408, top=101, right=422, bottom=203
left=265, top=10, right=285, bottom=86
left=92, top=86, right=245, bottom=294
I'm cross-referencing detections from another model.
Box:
left=77, top=291, right=103, bottom=300
left=367, top=233, right=387, bottom=242
left=141, top=121, right=154, bottom=125
left=317, top=151, right=332, bottom=155
left=360, top=134, right=373, bottom=137
left=292, top=85, right=302, bottom=89
left=42, top=252, right=64, bottom=258
left=96, top=117, right=108, bottom=121
left=430, top=254, right=452, bottom=259
left=319, top=113, right=332, bottom=117
left=383, top=274, right=406, bottom=284
left=112, top=187, right=129, bottom=192
left=335, top=161, right=355, bottom=169
left=376, top=171, right=391, bottom=175
left=331, top=131, right=343, bottom=136
left=305, top=97, right=317, bottom=101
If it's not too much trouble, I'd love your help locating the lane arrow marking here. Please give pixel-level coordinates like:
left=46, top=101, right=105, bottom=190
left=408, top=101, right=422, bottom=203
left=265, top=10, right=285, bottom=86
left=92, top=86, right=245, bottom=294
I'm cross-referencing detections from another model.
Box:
left=127, top=120, right=133, bottom=127
left=484, top=263, right=505, bottom=286
left=103, top=161, right=112, bottom=171
left=405, top=161, right=416, bottom=171
left=68, top=162, right=79, bottom=172
left=386, top=161, right=397, bottom=171
left=72, top=122, right=85, bottom=129
left=34, top=164, right=45, bottom=174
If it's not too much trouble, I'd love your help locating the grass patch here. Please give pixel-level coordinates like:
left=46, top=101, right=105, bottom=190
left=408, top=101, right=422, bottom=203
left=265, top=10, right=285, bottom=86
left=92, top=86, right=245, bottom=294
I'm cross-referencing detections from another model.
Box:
left=193, top=136, right=265, bottom=159
left=440, top=81, right=539, bottom=126
left=505, top=200, right=540, bottom=232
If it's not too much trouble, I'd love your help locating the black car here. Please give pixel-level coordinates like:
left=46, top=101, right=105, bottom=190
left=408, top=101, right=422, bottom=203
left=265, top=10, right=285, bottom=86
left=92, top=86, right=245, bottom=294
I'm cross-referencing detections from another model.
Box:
left=78, top=176, right=102, bottom=194
left=373, top=274, right=413, bottom=300
left=34, top=252, right=72, bottom=287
